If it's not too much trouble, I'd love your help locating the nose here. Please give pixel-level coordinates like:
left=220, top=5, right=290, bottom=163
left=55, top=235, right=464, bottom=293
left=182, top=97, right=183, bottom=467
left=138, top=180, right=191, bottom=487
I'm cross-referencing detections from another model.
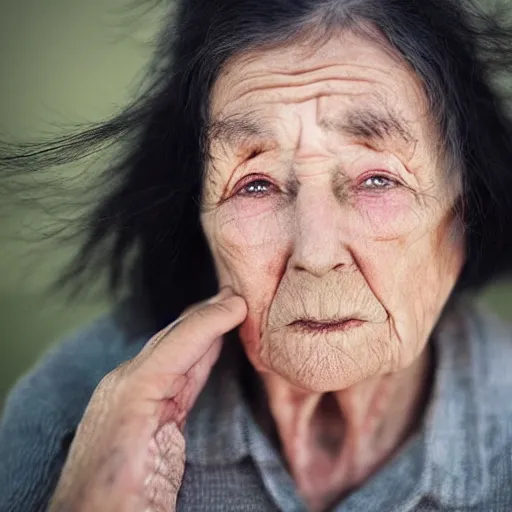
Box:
left=290, top=186, right=354, bottom=277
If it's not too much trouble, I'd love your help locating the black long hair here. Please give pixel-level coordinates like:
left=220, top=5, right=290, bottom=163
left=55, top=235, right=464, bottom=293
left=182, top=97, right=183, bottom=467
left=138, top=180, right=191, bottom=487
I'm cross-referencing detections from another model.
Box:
left=2, top=0, right=512, bottom=331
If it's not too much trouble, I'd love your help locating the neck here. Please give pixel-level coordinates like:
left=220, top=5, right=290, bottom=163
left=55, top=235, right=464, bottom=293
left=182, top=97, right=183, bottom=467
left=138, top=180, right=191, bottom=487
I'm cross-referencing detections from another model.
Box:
left=247, top=344, right=434, bottom=512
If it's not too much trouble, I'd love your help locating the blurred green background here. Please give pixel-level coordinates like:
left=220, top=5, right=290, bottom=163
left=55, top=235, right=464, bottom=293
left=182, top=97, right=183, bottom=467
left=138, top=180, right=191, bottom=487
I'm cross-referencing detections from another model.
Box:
left=0, top=0, right=510, bottom=407
left=0, top=0, right=163, bottom=405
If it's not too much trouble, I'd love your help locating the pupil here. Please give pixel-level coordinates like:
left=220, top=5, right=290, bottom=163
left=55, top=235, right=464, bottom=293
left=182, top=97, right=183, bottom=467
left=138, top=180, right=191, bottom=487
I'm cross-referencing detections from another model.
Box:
left=248, top=180, right=268, bottom=192
left=372, top=177, right=386, bottom=187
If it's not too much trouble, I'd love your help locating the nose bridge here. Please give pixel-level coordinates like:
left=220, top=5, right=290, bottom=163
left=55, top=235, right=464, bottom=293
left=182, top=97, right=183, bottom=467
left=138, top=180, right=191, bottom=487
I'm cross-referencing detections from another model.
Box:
left=292, top=184, right=352, bottom=276
left=289, top=99, right=353, bottom=276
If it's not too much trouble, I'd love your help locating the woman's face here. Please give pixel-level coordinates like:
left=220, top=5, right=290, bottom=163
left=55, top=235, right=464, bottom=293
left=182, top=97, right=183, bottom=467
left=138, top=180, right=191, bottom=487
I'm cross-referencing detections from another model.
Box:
left=200, top=30, right=465, bottom=392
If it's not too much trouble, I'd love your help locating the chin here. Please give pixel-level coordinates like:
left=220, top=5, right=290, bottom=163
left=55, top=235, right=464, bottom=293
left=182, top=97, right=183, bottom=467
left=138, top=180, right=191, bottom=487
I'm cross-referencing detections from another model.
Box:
left=262, top=355, right=381, bottom=393
left=254, top=322, right=397, bottom=393
left=282, top=370, right=364, bottom=394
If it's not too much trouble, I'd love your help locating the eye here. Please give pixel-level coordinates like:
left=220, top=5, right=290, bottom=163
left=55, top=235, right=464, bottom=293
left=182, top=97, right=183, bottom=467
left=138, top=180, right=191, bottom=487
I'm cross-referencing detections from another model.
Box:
left=360, top=174, right=398, bottom=190
left=235, top=177, right=275, bottom=197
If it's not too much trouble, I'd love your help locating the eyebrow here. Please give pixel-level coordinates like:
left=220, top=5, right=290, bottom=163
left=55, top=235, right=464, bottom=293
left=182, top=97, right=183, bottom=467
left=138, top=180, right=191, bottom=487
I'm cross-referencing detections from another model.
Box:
left=207, top=106, right=414, bottom=150
left=319, top=107, right=414, bottom=147
left=207, top=113, right=272, bottom=149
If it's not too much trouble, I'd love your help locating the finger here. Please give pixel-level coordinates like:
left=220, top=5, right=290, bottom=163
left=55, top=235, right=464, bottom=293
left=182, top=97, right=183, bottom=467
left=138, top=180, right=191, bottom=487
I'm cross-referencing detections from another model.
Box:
left=136, top=290, right=247, bottom=376
left=178, top=336, right=223, bottom=410
left=139, top=287, right=234, bottom=355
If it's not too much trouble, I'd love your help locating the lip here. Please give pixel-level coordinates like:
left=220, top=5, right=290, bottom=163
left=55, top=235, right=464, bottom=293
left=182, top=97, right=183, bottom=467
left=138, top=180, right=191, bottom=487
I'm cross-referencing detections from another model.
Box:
left=288, top=318, right=364, bottom=333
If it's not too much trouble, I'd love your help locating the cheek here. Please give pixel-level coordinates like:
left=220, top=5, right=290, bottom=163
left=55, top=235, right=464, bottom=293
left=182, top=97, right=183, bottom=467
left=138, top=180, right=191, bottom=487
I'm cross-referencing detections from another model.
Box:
left=353, top=214, right=463, bottom=361
left=209, top=203, right=293, bottom=370
left=353, top=191, right=421, bottom=241
left=214, top=199, right=292, bottom=263
left=207, top=200, right=291, bottom=307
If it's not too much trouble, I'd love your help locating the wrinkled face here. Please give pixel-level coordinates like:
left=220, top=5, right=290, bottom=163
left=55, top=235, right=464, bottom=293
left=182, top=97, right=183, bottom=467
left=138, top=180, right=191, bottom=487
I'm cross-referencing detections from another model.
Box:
left=200, top=30, right=465, bottom=392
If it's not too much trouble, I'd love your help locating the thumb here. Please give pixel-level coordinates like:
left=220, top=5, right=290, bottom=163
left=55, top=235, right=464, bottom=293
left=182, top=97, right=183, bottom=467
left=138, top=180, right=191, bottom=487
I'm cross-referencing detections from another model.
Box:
left=136, top=290, right=247, bottom=377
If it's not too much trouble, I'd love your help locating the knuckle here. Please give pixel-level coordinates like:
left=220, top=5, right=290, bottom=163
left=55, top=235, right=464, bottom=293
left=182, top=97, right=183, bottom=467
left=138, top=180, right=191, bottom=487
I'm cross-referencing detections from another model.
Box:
left=192, top=307, right=210, bottom=321
left=98, top=369, right=119, bottom=391
left=206, top=300, right=232, bottom=316
left=97, top=361, right=132, bottom=393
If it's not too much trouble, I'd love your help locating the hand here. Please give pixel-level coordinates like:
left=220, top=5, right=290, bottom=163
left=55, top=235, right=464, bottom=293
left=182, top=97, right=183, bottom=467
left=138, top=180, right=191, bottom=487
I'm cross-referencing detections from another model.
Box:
left=48, top=287, right=247, bottom=512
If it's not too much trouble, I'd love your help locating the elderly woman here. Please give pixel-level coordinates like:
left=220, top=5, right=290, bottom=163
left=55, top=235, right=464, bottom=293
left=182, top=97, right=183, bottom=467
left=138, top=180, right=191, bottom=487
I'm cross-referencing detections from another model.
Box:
left=2, top=0, right=512, bottom=510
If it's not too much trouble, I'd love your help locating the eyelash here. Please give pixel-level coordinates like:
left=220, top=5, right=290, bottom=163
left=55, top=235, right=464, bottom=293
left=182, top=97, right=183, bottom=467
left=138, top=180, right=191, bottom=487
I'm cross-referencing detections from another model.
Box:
left=233, top=173, right=399, bottom=198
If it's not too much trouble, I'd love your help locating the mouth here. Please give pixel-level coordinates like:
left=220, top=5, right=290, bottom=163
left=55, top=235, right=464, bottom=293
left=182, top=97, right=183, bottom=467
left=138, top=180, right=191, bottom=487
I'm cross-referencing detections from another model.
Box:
left=288, top=318, right=364, bottom=333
